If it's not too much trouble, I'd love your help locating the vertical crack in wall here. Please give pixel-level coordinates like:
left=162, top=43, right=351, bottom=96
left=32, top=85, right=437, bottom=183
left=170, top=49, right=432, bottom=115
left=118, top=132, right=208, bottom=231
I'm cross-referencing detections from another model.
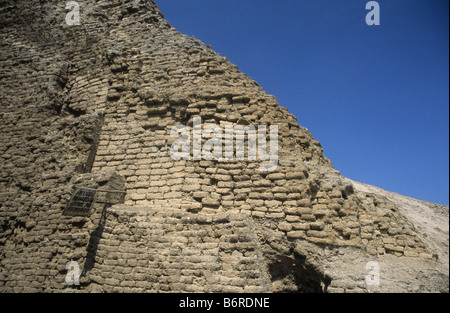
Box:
left=83, top=112, right=104, bottom=174
left=72, top=111, right=105, bottom=174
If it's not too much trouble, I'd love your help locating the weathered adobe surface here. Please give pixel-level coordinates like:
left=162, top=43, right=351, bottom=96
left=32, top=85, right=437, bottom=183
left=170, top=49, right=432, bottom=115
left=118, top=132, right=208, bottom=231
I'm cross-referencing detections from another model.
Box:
left=0, top=0, right=448, bottom=293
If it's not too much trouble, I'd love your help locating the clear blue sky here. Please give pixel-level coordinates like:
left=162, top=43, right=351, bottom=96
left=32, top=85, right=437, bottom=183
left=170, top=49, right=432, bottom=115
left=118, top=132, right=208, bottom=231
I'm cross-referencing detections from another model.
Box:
left=157, top=0, right=449, bottom=205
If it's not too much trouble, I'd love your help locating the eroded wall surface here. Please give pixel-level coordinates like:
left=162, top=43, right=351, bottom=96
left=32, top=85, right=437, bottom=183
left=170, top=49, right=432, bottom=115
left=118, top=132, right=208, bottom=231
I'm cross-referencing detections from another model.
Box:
left=0, top=0, right=447, bottom=293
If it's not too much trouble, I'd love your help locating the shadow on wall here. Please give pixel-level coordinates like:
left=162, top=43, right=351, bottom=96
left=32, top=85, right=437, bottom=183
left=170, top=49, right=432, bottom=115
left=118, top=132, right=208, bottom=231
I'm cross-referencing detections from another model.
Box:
left=268, top=252, right=331, bottom=293
left=82, top=203, right=111, bottom=277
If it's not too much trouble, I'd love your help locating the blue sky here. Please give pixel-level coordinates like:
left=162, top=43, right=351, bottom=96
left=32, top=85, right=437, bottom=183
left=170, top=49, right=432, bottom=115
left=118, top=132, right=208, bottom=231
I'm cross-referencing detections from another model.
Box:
left=157, top=0, right=449, bottom=205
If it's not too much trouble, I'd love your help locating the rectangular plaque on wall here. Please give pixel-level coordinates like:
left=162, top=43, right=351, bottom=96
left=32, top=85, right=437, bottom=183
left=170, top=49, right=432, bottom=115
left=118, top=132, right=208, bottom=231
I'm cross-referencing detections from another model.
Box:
left=63, top=187, right=98, bottom=217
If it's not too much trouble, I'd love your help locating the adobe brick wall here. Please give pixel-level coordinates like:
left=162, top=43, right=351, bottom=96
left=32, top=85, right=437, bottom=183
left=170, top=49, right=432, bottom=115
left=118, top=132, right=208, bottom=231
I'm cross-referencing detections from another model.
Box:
left=0, top=0, right=446, bottom=293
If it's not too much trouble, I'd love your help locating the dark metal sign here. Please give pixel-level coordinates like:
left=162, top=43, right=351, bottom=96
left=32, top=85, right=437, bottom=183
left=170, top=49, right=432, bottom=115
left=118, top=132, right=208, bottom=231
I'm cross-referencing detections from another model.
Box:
left=63, top=187, right=98, bottom=217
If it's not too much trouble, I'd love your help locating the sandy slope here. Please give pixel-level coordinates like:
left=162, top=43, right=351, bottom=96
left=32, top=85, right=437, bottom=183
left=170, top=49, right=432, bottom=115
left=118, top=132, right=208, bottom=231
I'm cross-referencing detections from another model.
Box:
left=345, top=178, right=449, bottom=274
left=306, top=176, right=449, bottom=292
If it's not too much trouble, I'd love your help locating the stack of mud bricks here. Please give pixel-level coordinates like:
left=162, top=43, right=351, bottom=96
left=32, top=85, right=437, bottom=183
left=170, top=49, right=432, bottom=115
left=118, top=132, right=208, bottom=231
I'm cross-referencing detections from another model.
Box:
left=0, top=0, right=434, bottom=293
